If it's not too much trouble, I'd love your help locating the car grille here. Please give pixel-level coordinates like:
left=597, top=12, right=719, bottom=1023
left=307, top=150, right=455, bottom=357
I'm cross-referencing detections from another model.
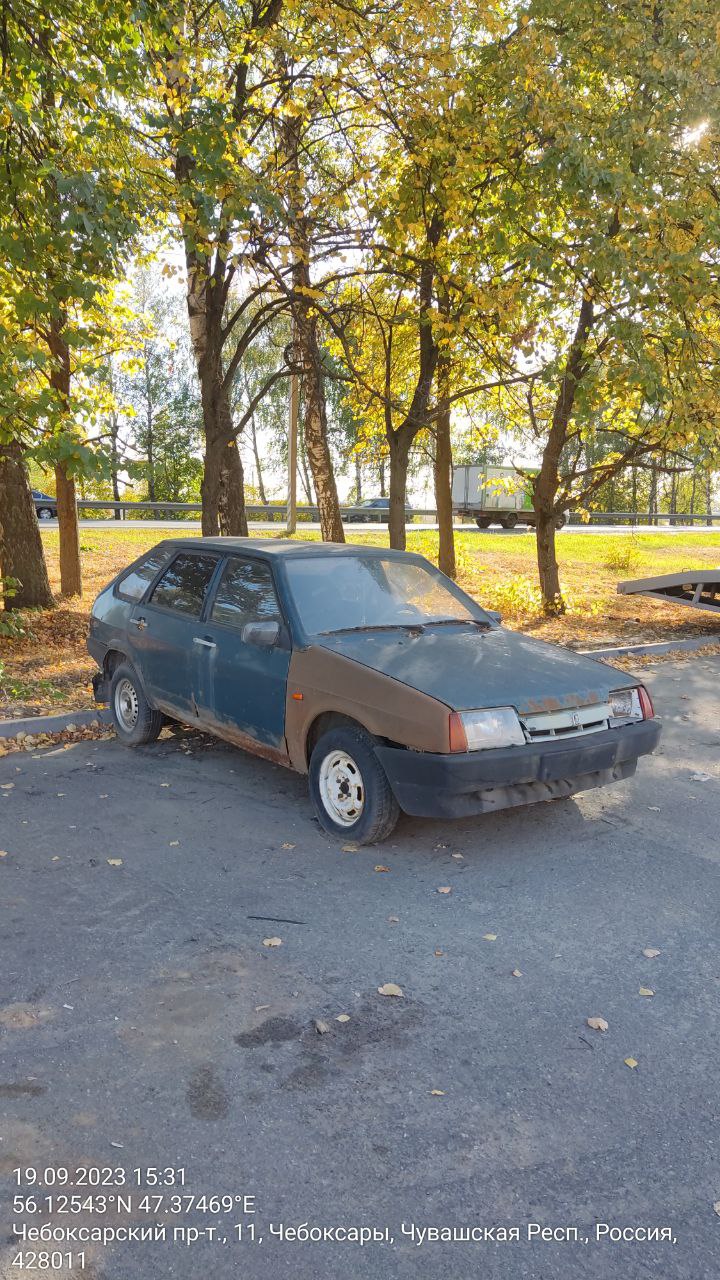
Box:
left=521, top=703, right=612, bottom=742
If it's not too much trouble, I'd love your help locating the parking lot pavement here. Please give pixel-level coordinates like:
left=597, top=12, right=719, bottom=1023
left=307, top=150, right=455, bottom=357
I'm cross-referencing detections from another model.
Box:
left=1, top=657, right=719, bottom=1280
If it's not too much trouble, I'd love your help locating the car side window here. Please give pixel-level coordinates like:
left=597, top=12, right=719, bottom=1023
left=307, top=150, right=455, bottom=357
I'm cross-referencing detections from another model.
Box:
left=149, top=553, right=219, bottom=617
left=210, top=557, right=281, bottom=631
left=116, top=548, right=172, bottom=602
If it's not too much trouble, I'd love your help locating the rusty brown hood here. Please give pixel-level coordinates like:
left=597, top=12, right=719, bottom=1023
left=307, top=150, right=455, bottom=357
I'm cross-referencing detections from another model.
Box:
left=313, top=625, right=630, bottom=714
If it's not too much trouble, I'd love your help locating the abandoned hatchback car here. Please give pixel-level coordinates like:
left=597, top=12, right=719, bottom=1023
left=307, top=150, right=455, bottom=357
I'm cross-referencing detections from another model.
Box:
left=88, top=539, right=661, bottom=843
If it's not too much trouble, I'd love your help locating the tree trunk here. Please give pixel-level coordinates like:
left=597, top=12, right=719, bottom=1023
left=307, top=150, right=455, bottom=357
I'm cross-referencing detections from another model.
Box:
left=434, top=352, right=456, bottom=578
left=388, top=431, right=411, bottom=550
left=0, top=440, right=54, bottom=609
left=218, top=438, right=247, bottom=536
left=379, top=459, right=386, bottom=497
left=197, top=366, right=248, bottom=538
left=535, top=510, right=562, bottom=608
left=250, top=415, right=267, bottom=505
left=109, top=408, right=122, bottom=518
left=293, top=265, right=344, bottom=543
left=144, top=354, right=156, bottom=503
left=54, top=463, right=83, bottom=597
left=649, top=465, right=658, bottom=525
left=185, top=246, right=247, bottom=538
left=299, top=438, right=314, bottom=505
left=706, top=469, right=712, bottom=526
left=48, top=319, right=82, bottom=596
left=355, top=452, right=362, bottom=502
left=532, top=293, right=594, bottom=612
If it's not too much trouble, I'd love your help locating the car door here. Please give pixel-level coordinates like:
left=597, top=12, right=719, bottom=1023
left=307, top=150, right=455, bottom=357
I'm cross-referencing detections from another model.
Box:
left=128, top=550, right=221, bottom=718
left=193, top=555, right=291, bottom=749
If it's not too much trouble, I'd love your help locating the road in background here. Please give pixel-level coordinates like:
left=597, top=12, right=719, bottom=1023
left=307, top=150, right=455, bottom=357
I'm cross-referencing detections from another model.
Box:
left=37, top=519, right=720, bottom=535
left=1, top=659, right=719, bottom=1279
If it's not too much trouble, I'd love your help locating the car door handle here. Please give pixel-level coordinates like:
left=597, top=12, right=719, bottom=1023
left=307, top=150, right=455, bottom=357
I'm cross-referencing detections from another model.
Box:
left=193, top=637, right=217, bottom=649
left=132, top=617, right=147, bottom=631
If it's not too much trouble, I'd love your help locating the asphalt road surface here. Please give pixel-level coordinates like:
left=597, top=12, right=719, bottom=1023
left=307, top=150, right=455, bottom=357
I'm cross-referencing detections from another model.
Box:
left=1, top=658, right=719, bottom=1279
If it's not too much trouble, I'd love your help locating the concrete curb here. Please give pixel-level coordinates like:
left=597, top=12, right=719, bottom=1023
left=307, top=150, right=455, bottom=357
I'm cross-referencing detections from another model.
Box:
left=577, top=634, right=718, bottom=660
left=0, top=708, right=112, bottom=739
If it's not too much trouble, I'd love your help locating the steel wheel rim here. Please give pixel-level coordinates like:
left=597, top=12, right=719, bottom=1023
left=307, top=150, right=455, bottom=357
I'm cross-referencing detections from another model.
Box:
left=318, top=750, right=365, bottom=826
left=115, top=677, right=139, bottom=730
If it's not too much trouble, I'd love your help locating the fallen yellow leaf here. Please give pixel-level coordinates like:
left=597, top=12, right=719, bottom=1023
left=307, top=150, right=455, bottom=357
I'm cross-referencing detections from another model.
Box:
left=0, top=851, right=8, bottom=859
left=388, top=915, right=399, bottom=924
left=336, top=1014, right=350, bottom=1023
left=377, top=982, right=403, bottom=997
left=262, top=937, right=282, bottom=948
left=342, top=842, right=359, bottom=852
left=587, top=1016, right=609, bottom=1032
left=1, top=782, right=15, bottom=790
left=437, top=886, right=452, bottom=894
left=281, top=842, right=295, bottom=849
left=642, top=948, right=661, bottom=958
left=483, top=933, right=497, bottom=941
left=624, top=1057, right=639, bottom=1069
left=374, top=865, right=390, bottom=873
left=713, top=1201, right=720, bottom=1217
left=434, top=949, right=444, bottom=957
left=107, top=859, right=123, bottom=867
left=451, top=853, right=463, bottom=860
left=430, top=1089, right=445, bottom=1096
left=169, top=841, right=179, bottom=847
left=639, top=987, right=654, bottom=997
left=512, top=969, right=523, bottom=978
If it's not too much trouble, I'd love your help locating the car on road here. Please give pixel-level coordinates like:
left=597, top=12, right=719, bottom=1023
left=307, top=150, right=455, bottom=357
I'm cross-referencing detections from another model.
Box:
left=31, top=489, right=58, bottom=520
left=343, top=497, right=414, bottom=523
left=88, top=539, right=661, bottom=843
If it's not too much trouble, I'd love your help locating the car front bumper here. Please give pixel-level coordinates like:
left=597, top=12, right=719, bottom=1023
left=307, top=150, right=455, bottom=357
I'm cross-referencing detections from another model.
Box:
left=376, top=719, right=661, bottom=818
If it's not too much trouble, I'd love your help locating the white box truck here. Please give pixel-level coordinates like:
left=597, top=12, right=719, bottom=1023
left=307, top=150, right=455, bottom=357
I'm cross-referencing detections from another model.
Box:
left=451, top=464, right=566, bottom=529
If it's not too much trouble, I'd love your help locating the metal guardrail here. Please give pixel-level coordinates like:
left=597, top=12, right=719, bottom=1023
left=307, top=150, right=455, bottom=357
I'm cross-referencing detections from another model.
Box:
left=71, top=499, right=720, bottom=525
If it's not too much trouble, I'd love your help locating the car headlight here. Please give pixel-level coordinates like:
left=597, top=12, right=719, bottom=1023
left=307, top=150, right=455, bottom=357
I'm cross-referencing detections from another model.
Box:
left=610, top=687, right=643, bottom=721
left=450, top=707, right=526, bottom=751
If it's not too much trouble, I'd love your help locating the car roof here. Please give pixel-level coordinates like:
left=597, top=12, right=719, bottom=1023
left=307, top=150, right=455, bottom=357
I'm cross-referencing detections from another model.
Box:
left=154, top=537, right=419, bottom=562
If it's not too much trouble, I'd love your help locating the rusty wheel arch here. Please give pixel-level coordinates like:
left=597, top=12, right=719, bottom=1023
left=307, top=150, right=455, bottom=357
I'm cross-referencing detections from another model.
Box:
left=304, top=711, right=406, bottom=768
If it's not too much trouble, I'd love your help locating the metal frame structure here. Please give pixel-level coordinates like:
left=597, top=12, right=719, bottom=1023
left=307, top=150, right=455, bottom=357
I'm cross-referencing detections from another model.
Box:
left=618, top=570, right=720, bottom=614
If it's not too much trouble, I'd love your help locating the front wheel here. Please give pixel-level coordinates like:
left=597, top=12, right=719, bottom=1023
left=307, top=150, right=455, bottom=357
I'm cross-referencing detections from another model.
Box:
left=309, top=725, right=400, bottom=844
left=475, top=516, right=491, bottom=529
left=110, top=662, right=164, bottom=747
left=37, top=507, right=54, bottom=520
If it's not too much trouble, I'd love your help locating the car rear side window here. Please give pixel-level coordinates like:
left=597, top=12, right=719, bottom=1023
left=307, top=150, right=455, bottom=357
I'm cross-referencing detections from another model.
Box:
left=116, top=548, right=172, bottom=602
left=211, top=557, right=281, bottom=631
left=149, top=553, right=219, bottom=617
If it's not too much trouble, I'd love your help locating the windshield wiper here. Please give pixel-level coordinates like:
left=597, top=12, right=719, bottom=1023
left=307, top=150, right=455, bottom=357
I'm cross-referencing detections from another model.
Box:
left=423, top=618, right=491, bottom=630
left=319, top=623, right=426, bottom=636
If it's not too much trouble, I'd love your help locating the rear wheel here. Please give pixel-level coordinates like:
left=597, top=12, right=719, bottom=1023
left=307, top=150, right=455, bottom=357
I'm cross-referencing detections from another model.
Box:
left=554, top=514, right=567, bottom=530
left=309, top=725, right=400, bottom=844
left=501, top=513, right=518, bottom=530
left=475, top=516, right=491, bottom=529
left=110, top=662, right=163, bottom=747
left=37, top=506, right=54, bottom=520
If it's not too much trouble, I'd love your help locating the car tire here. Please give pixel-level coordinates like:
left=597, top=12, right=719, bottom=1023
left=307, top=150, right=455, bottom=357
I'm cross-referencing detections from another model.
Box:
left=309, top=725, right=400, bottom=844
left=110, top=662, right=164, bottom=747
left=554, top=514, right=566, bottom=530
left=475, top=516, right=491, bottom=529
left=37, top=507, right=54, bottom=520
left=501, top=513, right=518, bottom=529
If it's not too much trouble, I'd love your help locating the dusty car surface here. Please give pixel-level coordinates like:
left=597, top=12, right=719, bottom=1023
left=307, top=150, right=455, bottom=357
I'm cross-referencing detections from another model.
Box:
left=88, top=538, right=661, bottom=843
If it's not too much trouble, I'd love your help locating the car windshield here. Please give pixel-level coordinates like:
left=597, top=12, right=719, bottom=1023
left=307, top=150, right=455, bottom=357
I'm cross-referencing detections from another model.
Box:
left=283, top=555, right=485, bottom=635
